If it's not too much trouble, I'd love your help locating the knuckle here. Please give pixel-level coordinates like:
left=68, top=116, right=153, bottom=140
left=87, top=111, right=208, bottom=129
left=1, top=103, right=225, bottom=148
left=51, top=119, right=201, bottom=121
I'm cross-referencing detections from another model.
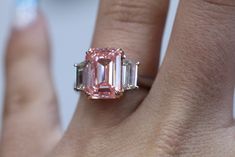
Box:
left=191, top=0, right=235, bottom=15
left=155, top=123, right=187, bottom=156
left=202, top=0, right=235, bottom=7
left=4, top=93, right=33, bottom=117
left=101, top=0, right=164, bottom=26
left=4, top=89, right=57, bottom=117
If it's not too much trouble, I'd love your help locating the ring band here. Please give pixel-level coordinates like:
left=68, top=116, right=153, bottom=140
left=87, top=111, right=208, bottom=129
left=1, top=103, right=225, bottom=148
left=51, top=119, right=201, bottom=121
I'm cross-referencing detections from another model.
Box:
left=74, top=48, right=139, bottom=99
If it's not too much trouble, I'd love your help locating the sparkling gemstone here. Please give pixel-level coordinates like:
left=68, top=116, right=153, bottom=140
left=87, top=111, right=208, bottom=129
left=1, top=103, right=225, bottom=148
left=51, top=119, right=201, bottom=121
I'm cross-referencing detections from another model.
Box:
left=122, top=60, right=139, bottom=90
left=74, top=62, right=87, bottom=91
left=84, top=48, right=124, bottom=99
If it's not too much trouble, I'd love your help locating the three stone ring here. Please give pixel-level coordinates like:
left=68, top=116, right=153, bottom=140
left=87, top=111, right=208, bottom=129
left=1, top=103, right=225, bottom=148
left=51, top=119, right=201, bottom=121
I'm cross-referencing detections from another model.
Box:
left=74, top=48, right=139, bottom=99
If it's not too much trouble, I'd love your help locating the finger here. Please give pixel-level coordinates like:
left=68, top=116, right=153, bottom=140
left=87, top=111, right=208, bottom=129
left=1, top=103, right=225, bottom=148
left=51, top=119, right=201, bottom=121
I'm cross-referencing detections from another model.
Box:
left=93, top=0, right=169, bottom=84
left=1, top=3, right=61, bottom=157
left=141, top=0, right=235, bottom=129
left=51, top=0, right=169, bottom=155
left=78, top=0, right=168, bottom=125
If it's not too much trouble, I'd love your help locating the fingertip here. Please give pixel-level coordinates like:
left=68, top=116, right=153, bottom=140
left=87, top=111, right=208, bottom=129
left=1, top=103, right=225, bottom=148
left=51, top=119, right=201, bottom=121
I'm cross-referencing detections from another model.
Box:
left=6, top=11, right=50, bottom=69
left=13, top=0, right=40, bottom=30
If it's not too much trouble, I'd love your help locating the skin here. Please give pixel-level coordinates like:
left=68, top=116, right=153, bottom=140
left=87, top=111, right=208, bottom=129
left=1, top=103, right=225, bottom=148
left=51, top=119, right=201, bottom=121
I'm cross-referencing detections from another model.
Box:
left=1, top=0, right=235, bottom=156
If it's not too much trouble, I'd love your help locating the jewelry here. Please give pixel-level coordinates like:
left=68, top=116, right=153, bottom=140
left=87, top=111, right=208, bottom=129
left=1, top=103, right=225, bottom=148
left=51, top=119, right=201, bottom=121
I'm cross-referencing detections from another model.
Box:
left=74, top=48, right=139, bottom=99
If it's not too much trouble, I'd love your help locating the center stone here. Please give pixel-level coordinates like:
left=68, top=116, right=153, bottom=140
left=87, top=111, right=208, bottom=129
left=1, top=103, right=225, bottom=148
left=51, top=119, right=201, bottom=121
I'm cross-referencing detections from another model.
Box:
left=84, top=48, right=124, bottom=99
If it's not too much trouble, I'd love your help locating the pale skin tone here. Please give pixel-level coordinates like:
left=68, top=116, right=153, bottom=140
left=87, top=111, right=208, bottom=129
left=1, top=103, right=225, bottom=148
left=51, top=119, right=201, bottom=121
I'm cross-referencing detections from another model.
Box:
left=1, top=0, right=235, bottom=156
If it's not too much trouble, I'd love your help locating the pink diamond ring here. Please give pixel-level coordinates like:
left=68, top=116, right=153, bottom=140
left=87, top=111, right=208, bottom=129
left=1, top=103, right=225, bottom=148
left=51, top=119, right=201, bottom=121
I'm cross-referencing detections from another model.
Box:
left=74, top=48, right=140, bottom=99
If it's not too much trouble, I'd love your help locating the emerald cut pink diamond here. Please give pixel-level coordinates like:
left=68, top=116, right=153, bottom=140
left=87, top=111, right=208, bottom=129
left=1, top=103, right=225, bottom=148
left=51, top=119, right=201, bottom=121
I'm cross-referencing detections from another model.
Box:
left=74, top=48, right=139, bottom=99
left=84, top=48, right=125, bottom=99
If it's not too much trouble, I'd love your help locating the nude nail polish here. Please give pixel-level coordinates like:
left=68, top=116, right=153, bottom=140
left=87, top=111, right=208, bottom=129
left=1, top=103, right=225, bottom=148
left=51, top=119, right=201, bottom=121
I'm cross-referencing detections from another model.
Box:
left=13, top=0, right=39, bottom=29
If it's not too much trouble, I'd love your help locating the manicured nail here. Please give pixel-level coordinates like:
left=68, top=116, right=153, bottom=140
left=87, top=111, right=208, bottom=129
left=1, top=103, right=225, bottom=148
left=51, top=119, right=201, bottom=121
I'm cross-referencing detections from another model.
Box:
left=13, top=0, right=39, bottom=29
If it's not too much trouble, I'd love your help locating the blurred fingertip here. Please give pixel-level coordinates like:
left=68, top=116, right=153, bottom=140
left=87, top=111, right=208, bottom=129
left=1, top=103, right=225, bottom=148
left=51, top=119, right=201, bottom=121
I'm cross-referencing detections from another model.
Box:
left=13, top=0, right=41, bottom=30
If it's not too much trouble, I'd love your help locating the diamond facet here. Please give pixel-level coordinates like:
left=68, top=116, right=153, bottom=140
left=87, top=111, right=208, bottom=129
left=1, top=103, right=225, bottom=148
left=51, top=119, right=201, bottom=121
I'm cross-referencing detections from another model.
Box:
left=84, top=48, right=124, bottom=99
left=74, top=62, right=87, bottom=91
left=122, top=60, right=139, bottom=90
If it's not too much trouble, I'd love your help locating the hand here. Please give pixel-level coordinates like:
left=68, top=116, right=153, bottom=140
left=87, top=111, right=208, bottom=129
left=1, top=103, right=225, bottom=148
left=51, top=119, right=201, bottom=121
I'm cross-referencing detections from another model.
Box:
left=1, top=0, right=235, bottom=157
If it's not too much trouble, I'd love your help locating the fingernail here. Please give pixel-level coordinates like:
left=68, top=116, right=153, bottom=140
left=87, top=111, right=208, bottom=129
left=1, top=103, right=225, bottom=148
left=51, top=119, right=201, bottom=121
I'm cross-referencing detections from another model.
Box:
left=13, top=0, right=39, bottom=29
